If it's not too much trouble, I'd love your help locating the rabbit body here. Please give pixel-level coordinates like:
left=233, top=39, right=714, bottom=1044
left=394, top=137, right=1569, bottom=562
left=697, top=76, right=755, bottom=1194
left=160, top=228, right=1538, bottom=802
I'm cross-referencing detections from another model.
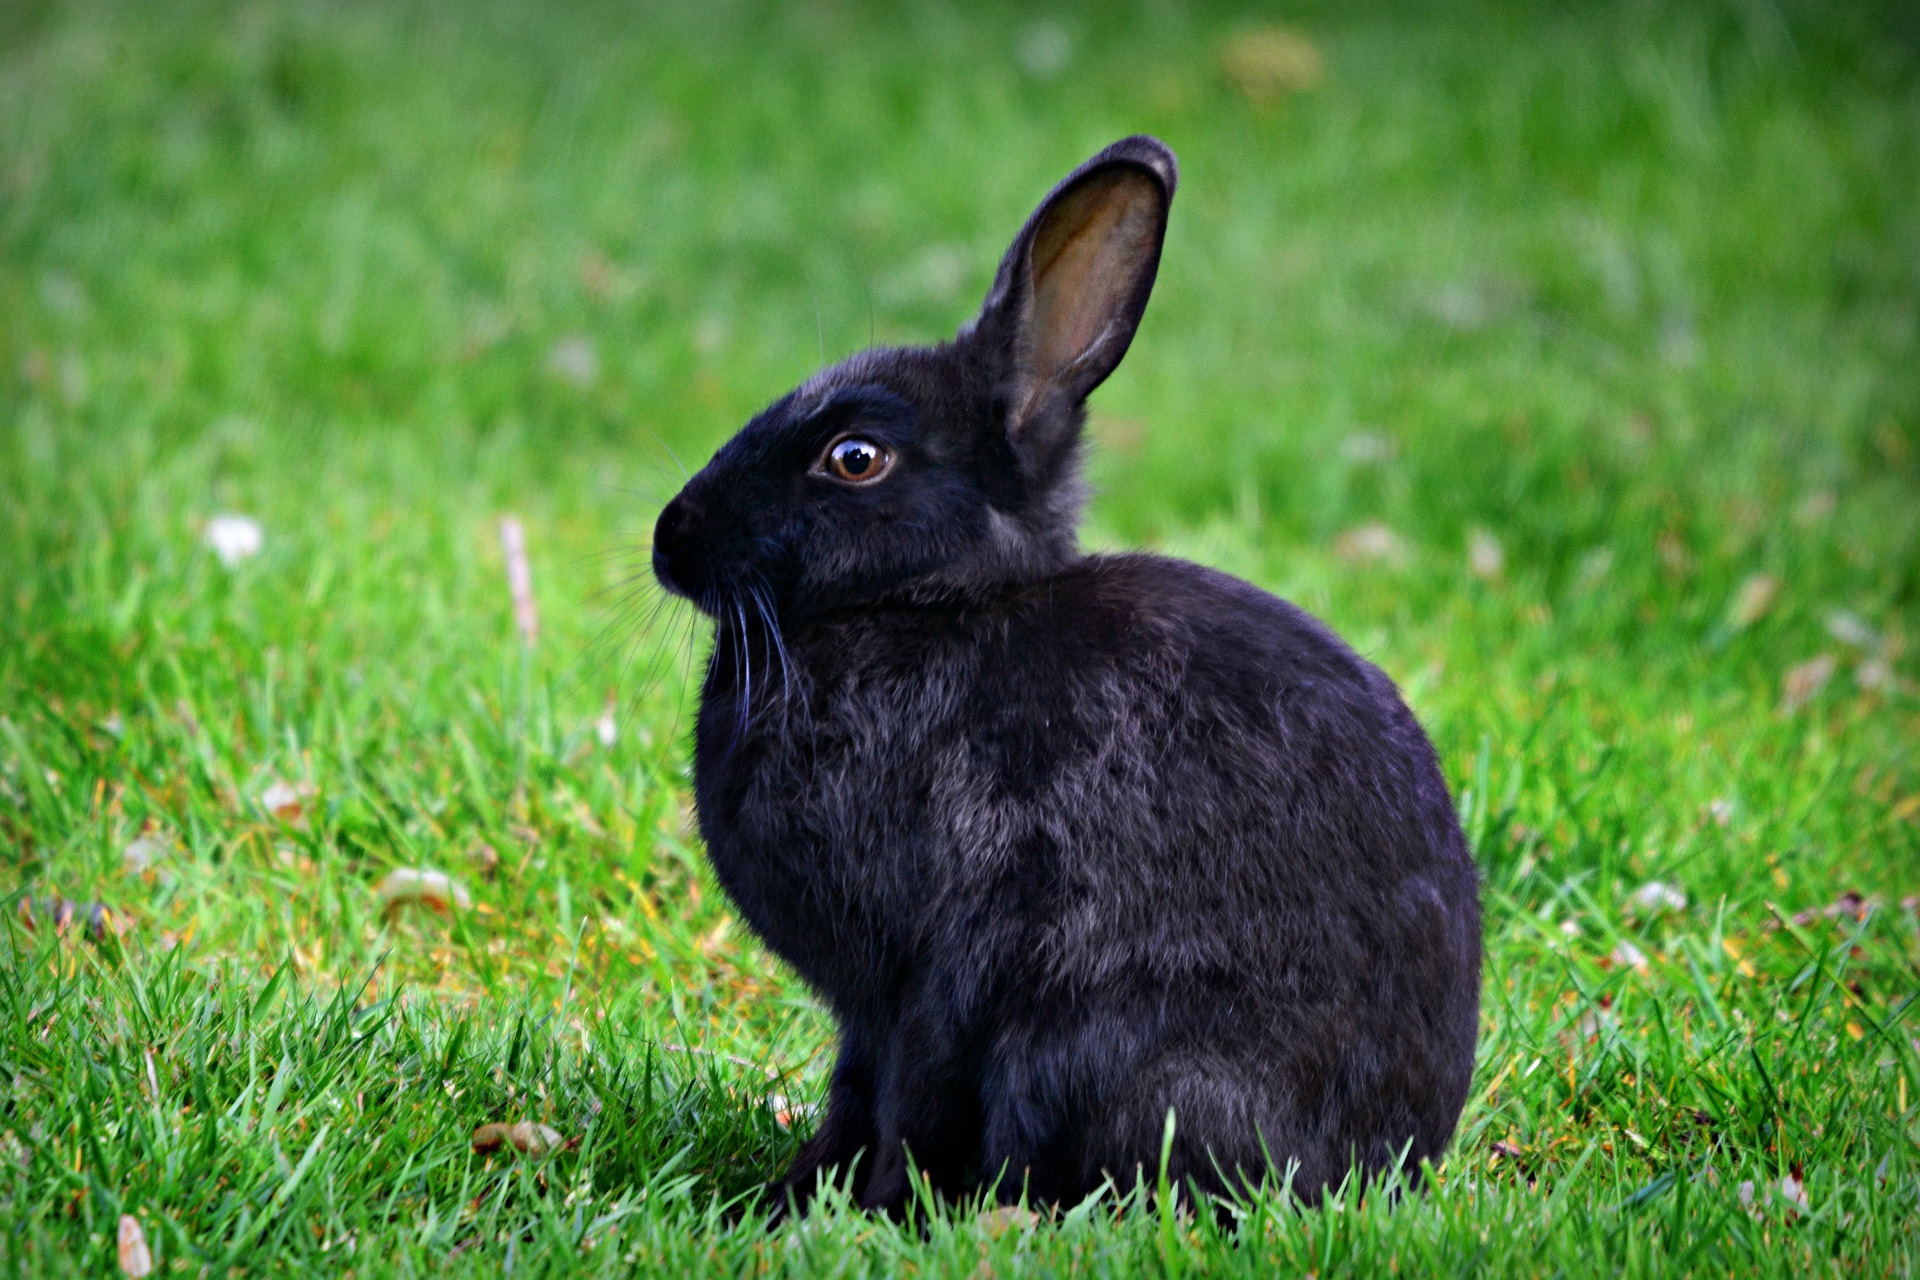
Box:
left=653, top=137, right=1481, bottom=1214
left=696, top=552, right=1478, bottom=1210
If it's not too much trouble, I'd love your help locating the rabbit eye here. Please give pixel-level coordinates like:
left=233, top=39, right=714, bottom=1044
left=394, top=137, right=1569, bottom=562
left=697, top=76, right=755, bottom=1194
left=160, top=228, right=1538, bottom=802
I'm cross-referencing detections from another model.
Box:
left=824, top=437, right=893, bottom=484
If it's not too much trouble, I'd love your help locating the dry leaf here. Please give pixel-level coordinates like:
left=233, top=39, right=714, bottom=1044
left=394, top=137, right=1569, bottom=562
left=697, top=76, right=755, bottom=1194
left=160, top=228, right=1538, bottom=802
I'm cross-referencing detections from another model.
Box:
left=1467, top=528, right=1504, bottom=580
left=377, top=867, right=472, bottom=915
left=1221, top=26, right=1325, bottom=101
left=18, top=896, right=122, bottom=942
left=258, top=778, right=312, bottom=823
left=1611, top=940, right=1650, bottom=974
left=1781, top=654, right=1836, bottom=712
left=1333, top=521, right=1406, bottom=565
left=979, top=1204, right=1040, bottom=1236
left=1726, top=573, right=1779, bottom=630
left=118, top=1215, right=152, bottom=1277
left=768, top=1094, right=820, bottom=1129
left=472, top=1121, right=566, bottom=1156
left=1657, top=531, right=1692, bottom=576
left=203, top=514, right=263, bottom=567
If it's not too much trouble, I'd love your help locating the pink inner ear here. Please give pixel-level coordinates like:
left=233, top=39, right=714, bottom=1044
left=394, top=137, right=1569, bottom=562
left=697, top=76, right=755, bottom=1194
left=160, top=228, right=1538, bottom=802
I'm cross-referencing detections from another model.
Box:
left=1027, top=169, right=1163, bottom=392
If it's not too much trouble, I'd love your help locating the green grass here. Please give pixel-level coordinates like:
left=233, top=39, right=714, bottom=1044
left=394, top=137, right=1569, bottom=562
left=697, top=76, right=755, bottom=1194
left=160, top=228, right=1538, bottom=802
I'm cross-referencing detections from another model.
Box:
left=3, top=0, right=1919, bottom=1273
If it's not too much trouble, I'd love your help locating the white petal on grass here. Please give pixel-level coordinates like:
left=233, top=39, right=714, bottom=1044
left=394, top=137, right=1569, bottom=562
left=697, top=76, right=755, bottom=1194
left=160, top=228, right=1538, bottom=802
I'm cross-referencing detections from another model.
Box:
left=258, top=778, right=312, bottom=822
left=1333, top=521, right=1406, bottom=565
left=1726, top=573, right=1779, bottom=630
left=1631, top=881, right=1687, bottom=913
left=545, top=334, right=599, bottom=388
left=498, top=517, right=539, bottom=648
left=377, top=867, right=472, bottom=915
left=203, top=514, right=263, bottom=567
left=1467, top=528, right=1504, bottom=580
left=595, top=694, right=618, bottom=748
left=1779, top=1173, right=1810, bottom=1214
left=118, top=1215, right=152, bottom=1277
left=123, top=835, right=169, bottom=874
left=1822, top=610, right=1879, bottom=651
left=1781, top=654, right=1837, bottom=713
left=1611, top=940, right=1650, bottom=974
left=1339, top=431, right=1395, bottom=463
left=1576, top=546, right=1615, bottom=585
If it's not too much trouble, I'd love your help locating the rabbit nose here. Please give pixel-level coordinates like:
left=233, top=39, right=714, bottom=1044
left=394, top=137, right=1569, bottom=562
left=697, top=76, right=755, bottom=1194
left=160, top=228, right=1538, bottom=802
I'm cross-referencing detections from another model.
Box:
left=652, top=494, right=708, bottom=597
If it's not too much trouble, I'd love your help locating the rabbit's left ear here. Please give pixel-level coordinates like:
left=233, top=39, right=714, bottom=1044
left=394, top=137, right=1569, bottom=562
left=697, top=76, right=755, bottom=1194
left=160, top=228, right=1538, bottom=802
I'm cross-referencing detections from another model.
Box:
left=972, top=136, right=1177, bottom=443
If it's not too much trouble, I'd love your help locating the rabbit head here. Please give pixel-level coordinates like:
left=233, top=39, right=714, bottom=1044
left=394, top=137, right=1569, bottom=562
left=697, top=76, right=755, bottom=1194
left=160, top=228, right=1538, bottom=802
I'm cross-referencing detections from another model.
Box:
left=652, top=136, right=1177, bottom=620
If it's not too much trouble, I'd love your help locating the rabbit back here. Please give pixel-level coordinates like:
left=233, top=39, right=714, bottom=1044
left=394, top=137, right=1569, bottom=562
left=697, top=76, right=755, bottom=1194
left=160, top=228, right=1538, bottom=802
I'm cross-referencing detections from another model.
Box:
left=696, top=551, right=1480, bottom=1200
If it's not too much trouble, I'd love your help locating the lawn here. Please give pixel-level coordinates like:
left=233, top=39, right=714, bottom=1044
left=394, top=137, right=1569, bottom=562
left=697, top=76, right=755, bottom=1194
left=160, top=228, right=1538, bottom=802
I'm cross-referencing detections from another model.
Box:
left=2, top=0, right=1918, bottom=1273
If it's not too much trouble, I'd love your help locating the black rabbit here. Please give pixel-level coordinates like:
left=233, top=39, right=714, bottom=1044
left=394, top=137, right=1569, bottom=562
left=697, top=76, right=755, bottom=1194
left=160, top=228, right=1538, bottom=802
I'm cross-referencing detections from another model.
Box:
left=651, top=136, right=1480, bottom=1216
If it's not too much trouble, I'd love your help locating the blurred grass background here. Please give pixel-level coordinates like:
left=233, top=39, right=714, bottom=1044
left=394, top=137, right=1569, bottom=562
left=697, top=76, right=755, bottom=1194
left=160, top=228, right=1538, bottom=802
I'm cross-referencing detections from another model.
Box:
left=2, top=0, right=1918, bottom=1274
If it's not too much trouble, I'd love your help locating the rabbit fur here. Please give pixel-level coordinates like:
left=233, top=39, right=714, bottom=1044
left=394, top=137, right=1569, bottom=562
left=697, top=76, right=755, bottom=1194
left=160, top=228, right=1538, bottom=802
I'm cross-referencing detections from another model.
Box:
left=651, top=136, right=1481, bottom=1217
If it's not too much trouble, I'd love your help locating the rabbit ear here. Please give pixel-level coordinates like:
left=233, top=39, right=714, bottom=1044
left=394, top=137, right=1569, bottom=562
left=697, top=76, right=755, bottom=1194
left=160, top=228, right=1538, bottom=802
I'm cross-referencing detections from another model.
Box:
left=973, top=136, right=1177, bottom=442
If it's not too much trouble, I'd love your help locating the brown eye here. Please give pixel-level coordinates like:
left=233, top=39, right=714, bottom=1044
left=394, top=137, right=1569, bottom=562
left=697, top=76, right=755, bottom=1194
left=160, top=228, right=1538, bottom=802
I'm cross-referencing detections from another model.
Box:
left=825, top=437, right=892, bottom=484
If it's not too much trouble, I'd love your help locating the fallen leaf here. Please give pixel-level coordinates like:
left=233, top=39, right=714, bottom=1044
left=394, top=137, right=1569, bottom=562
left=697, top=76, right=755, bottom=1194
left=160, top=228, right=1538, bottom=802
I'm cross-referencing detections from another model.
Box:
left=979, top=1204, right=1040, bottom=1236
left=377, top=868, right=473, bottom=915
left=768, top=1095, right=820, bottom=1129
left=1657, top=531, right=1692, bottom=576
left=1220, top=26, right=1325, bottom=102
left=472, top=1121, right=567, bottom=1157
left=1611, top=941, right=1650, bottom=974
left=258, top=778, right=313, bottom=823
left=118, top=1215, right=152, bottom=1277
left=1467, top=528, right=1504, bottom=580
left=1781, top=654, right=1837, bottom=712
left=1726, top=573, right=1779, bottom=630
left=203, top=514, right=263, bottom=567
left=18, top=896, right=122, bottom=942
